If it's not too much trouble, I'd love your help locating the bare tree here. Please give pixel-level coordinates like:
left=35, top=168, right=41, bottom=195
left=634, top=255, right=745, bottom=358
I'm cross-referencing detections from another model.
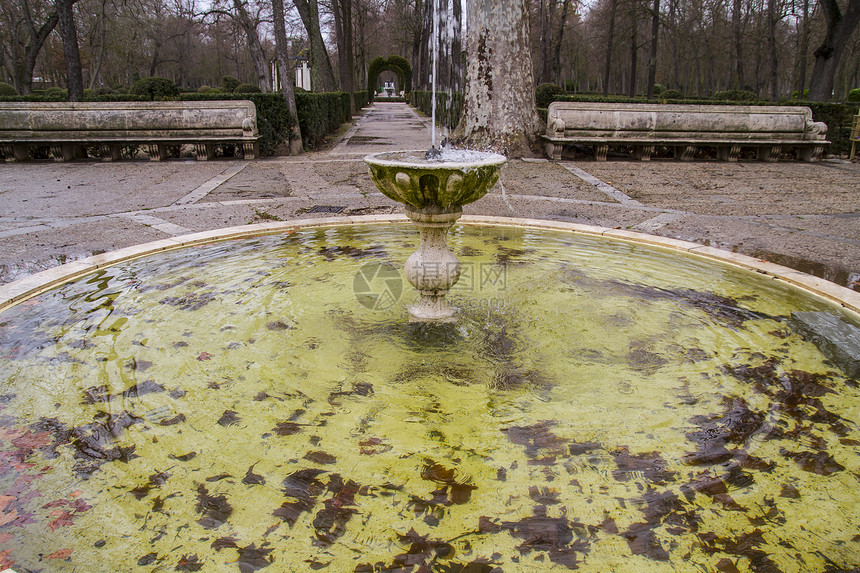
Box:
left=808, top=0, right=860, bottom=100
left=271, top=0, right=303, bottom=153
left=602, top=0, right=619, bottom=95
left=332, top=0, right=356, bottom=108
left=0, top=0, right=58, bottom=94
left=294, top=0, right=337, bottom=91
left=55, top=0, right=84, bottom=100
left=646, top=0, right=660, bottom=97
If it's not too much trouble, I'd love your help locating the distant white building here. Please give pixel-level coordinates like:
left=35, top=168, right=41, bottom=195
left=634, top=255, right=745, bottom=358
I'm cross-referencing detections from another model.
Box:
left=271, top=59, right=312, bottom=91
left=295, top=61, right=311, bottom=91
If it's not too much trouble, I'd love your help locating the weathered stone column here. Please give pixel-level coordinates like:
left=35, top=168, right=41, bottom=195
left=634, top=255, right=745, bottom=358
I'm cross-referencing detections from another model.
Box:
left=403, top=206, right=462, bottom=322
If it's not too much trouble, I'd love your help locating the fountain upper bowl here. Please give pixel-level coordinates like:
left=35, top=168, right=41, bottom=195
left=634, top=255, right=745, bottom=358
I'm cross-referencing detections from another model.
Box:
left=364, top=150, right=506, bottom=212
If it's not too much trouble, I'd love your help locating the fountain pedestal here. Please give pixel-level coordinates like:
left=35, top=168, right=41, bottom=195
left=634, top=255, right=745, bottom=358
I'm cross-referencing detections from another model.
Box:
left=404, top=205, right=462, bottom=322
left=364, top=150, right=506, bottom=322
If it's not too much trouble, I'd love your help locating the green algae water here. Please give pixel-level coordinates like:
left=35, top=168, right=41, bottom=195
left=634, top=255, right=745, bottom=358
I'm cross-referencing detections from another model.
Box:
left=0, top=223, right=858, bottom=572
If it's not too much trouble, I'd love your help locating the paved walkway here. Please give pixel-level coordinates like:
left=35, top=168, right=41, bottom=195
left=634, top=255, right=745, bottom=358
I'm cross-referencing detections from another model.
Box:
left=0, top=101, right=858, bottom=291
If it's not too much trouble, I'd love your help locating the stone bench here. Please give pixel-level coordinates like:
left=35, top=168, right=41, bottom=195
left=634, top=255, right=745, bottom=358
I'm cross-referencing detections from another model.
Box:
left=0, top=100, right=260, bottom=162
left=542, top=102, right=829, bottom=162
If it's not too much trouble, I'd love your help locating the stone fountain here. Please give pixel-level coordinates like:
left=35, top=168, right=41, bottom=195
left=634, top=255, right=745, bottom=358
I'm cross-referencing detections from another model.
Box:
left=365, top=149, right=506, bottom=322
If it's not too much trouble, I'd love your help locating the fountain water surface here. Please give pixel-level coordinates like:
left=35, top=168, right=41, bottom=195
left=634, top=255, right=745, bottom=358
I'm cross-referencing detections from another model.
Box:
left=0, top=221, right=858, bottom=572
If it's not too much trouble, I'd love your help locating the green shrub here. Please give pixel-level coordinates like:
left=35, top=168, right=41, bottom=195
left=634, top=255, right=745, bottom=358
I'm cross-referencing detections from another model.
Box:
left=295, top=91, right=351, bottom=149
left=713, top=89, right=759, bottom=101
left=0, top=82, right=17, bottom=96
left=45, top=87, right=68, bottom=98
left=535, top=83, right=565, bottom=108
left=652, top=83, right=664, bottom=95
left=220, top=76, right=240, bottom=93
left=848, top=88, right=860, bottom=102
left=234, top=83, right=262, bottom=93
left=197, top=86, right=220, bottom=94
left=130, top=77, right=179, bottom=100
left=792, top=89, right=810, bottom=99
left=661, top=89, right=683, bottom=100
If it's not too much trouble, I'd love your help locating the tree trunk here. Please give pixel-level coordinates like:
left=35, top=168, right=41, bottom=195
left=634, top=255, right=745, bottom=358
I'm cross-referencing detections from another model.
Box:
left=454, top=0, right=543, bottom=156
left=603, top=0, right=619, bottom=96
left=538, top=0, right=553, bottom=84
left=646, top=0, right=659, bottom=98
left=551, top=0, right=572, bottom=83
left=794, top=0, right=810, bottom=98
left=55, top=0, right=84, bottom=101
left=294, top=0, right=337, bottom=92
left=767, top=0, right=778, bottom=101
left=628, top=0, right=638, bottom=97
left=808, top=0, right=860, bottom=101
left=271, top=0, right=303, bottom=154
left=732, top=0, right=744, bottom=89
left=232, top=0, right=271, bottom=91
left=333, top=0, right=356, bottom=111
left=16, top=9, right=58, bottom=95
left=412, top=0, right=432, bottom=92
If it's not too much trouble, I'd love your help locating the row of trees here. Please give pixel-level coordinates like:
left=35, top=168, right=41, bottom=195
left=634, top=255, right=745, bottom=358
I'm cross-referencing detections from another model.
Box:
left=530, top=0, right=859, bottom=102
left=2, top=0, right=857, bottom=103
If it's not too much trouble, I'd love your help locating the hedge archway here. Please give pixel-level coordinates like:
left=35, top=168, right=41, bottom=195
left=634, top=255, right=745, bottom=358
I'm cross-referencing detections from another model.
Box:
left=368, top=55, right=412, bottom=101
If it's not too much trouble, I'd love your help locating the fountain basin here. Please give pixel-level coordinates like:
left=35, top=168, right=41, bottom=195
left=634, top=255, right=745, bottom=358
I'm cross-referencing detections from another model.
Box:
left=364, top=150, right=506, bottom=212
left=0, top=217, right=858, bottom=572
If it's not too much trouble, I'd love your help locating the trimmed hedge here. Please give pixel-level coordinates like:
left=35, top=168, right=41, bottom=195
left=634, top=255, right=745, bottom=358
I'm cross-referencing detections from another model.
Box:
left=0, top=82, right=17, bottom=96
left=295, top=91, right=352, bottom=149
left=411, top=90, right=462, bottom=130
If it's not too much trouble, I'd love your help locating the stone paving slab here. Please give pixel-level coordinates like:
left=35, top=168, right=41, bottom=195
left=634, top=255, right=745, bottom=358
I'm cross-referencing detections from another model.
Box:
left=0, top=101, right=858, bottom=292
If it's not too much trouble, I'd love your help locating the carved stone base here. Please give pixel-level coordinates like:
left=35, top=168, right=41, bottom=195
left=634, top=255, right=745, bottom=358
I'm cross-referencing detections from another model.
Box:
left=2, top=144, right=29, bottom=162
left=147, top=144, right=167, bottom=161
left=195, top=143, right=215, bottom=161
left=798, top=145, right=823, bottom=162
left=403, top=205, right=463, bottom=323
left=50, top=144, right=84, bottom=162
left=634, top=145, right=654, bottom=161
left=242, top=141, right=258, bottom=159
left=545, top=142, right=562, bottom=160
left=100, top=144, right=122, bottom=161
left=675, top=145, right=696, bottom=161
left=757, top=146, right=781, bottom=162
left=718, top=145, right=741, bottom=162
left=594, top=144, right=609, bottom=161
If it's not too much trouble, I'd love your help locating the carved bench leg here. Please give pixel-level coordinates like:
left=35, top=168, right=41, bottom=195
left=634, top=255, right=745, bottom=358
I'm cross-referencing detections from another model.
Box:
left=594, top=144, right=609, bottom=161
left=675, top=145, right=696, bottom=161
left=50, top=144, right=77, bottom=162
left=634, top=145, right=654, bottom=161
left=2, top=144, right=29, bottom=162
left=146, top=144, right=168, bottom=161
left=100, top=144, right=122, bottom=161
left=242, top=141, right=259, bottom=160
left=718, top=145, right=741, bottom=162
left=194, top=143, right=215, bottom=161
left=545, top=142, right=562, bottom=160
left=798, top=145, right=823, bottom=162
left=757, top=146, right=781, bottom=162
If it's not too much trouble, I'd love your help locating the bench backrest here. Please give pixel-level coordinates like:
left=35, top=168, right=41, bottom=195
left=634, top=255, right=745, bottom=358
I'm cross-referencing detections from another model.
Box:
left=0, top=100, right=258, bottom=140
left=546, top=102, right=827, bottom=141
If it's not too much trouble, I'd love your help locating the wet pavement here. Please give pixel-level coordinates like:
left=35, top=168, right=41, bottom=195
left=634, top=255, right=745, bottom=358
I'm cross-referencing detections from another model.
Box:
left=0, top=101, right=858, bottom=290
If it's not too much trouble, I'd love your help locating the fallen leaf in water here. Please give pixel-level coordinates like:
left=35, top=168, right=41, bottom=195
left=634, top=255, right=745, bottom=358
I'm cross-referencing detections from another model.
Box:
left=197, top=352, right=213, bottom=361
left=45, top=548, right=73, bottom=559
